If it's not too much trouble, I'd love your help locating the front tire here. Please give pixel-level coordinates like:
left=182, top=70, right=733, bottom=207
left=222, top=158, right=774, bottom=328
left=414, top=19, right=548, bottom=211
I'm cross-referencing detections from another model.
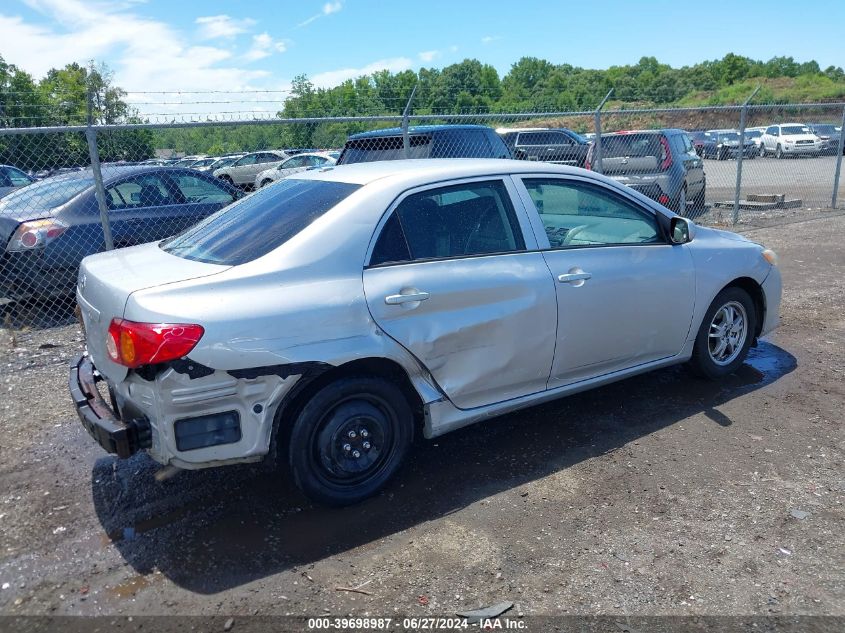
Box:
left=775, top=144, right=784, bottom=159
left=759, top=144, right=766, bottom=157
left=689, top=287, right=757, bottom=379
left=288, top=376, right=413, bottom=506
left=260, top=179, right=273, bottom=188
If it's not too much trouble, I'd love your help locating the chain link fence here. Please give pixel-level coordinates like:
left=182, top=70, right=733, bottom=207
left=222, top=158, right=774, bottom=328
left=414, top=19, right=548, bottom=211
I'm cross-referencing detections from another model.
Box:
left=1, top=102, right=844, bottom=328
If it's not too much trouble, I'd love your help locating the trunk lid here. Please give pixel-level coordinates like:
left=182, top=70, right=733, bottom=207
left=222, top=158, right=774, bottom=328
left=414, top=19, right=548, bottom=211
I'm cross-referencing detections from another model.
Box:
left=77, top=242, right=229, bottom=382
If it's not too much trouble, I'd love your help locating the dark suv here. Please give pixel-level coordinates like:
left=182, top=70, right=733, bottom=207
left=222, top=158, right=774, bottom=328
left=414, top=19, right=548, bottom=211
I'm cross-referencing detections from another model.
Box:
left=497, top=127, right=590, bottom=166
left=586, top=129, right=706, bottom=215
left=337, top=125, right=512, bottom=164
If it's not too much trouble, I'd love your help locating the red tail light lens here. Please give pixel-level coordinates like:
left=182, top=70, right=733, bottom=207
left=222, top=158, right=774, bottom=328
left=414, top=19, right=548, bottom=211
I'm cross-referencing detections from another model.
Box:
left=106, top=319, right=204, bottom=368
left=658, top=194, right=670, bottom=205
left=659, top=136, right=672, bottom=171
left=584, top=144, right=593, bottom=171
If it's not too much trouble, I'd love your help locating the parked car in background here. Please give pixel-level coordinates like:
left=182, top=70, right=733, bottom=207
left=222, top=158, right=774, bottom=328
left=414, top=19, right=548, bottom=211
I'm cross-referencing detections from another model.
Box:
left=701, top=129, right=757, bottom=160
left=0, top=165, right=37, bottom=199
left=760, top=124, right=823, bottom=158
left=0, top=166, right=241, bottom=302
left=213, top=150, right=289, bottom=189
left=586, top=129, right=706, bottom=214
left=807, top=123, right=843, bottom=154
left=745, top=127, right=767, bottom=155
left=255, top=151, right=339, bottom=188
left=173, top=155, right=207, bottom=168
left=687, top=131, right=706, bottom=157
left=337, top=125, right=512, bottom=164
left=196, top=154, right=246, bottom=173
left=70, top=158, right=781, bottom=506
left=496, top=127, right=591, bottom=166
left=138, top=158, right=170, bottom=167
left=186, top=157, right=218, bottom=171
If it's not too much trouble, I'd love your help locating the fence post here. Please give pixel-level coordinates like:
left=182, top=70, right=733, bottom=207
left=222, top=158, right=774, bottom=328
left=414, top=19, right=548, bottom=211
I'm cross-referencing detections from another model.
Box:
left=593, top=89, right=613, bottom=174
left=85, top=127, right=114, bottom=251
left=732, top=86, right=761, bottom=225
left=832, top=105, right=845, bottom=209
left=401, top=84, right=417, bottom=159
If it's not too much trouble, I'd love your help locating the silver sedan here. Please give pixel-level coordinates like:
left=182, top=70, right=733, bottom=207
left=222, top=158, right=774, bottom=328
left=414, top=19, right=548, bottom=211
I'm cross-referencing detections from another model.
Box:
left=71, top=159, right=781, bottom=505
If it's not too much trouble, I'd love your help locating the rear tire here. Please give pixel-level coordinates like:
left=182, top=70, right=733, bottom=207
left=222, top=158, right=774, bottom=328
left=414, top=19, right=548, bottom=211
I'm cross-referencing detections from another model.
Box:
left=288, top=376, right=413, bottom=506
left=691, top=185, right=706, bottom=216
left=688, top=287, right=757, bottom=380
left=672, top=185, right=688, bottom=215
left=218, top=174, right=234, bottom=184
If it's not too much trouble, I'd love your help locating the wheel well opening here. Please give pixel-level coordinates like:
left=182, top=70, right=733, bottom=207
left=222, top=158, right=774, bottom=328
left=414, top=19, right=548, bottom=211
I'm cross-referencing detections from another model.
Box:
left=724, top=277, right=765, bottom=338
left=269, top=357, right=425, bottom=463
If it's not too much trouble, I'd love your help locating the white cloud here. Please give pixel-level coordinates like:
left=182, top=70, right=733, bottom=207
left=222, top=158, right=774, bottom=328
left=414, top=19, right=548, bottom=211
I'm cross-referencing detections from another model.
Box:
left=2, top=0, right=280, bottom=119
left=418, top=50, right=440, bottom=63
left=298, top=0, right=343, bottom=27
left=311, top=57, right=414, bottom=89
left=244, top=32, right=288, bottom=62
left=195, top=14, right=256, bottom=40
left=481, top=35, right=502, bottom=44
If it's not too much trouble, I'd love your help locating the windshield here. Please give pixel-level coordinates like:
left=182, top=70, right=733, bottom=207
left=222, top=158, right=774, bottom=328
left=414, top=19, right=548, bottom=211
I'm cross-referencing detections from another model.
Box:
left=161, top=178, right=361, bottom=265
left=0, top=176, right=91, bottom=211
left=745, top=130, right=762, bottom=139
left=781, top=126, right=812, bottom=135
left=811, top=124, right=836, bottom=135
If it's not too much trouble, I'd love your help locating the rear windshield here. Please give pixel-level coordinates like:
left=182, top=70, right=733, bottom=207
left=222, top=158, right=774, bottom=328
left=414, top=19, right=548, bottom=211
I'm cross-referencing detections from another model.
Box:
left=338, top=135, right=432, bottom=164
left=0, top=176, right=92, bottom=211
left=160, top=178, right=361, bottom=265
left=601, top=134, right=662, bottom=157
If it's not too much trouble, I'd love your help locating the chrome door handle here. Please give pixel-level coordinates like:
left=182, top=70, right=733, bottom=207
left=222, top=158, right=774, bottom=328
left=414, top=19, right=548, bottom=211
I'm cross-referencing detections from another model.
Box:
left=558, top=272, right=592, bottom=283
left=385, top=291, right=430, bottom=305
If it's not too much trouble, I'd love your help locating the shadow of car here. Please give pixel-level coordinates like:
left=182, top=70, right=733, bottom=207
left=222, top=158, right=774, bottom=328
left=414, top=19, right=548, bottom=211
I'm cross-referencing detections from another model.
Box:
left=0, top=165, right=242, bottom=303
left=91, top=342, right=795, bottom=594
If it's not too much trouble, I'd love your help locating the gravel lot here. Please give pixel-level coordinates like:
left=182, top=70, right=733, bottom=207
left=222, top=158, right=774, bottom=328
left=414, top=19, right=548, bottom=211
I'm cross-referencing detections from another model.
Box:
left=701, top=154, right=845, bottom=210
left=0, top=212, right=842, bottom=625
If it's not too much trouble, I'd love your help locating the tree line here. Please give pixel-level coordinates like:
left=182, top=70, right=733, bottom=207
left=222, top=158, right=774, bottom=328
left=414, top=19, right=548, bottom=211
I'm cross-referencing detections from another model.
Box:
left=2, top=52, right=844, bottom=163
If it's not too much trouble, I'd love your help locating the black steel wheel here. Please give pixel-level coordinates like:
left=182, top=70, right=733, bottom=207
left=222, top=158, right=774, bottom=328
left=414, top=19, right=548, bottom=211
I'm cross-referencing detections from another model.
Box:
left=288, top=376, right=413, bottom=506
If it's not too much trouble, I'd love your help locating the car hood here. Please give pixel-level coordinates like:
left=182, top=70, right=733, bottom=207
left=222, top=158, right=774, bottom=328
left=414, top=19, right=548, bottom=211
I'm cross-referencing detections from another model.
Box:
left=696, top=225, right=758, bottom=245
left=77, top=242, right=230, bottom=382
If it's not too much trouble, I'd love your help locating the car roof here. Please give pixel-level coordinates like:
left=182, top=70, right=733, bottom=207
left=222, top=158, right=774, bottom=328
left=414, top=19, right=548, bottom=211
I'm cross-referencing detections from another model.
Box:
left=495, top=127, right=576, bottom=134
left=289, top=157, right=607, bottom=187
left=37, top=165, right=212, bottom=184
left=601, top=128, right=683, bottom=137
left=348, top=124, right=493, bottom=140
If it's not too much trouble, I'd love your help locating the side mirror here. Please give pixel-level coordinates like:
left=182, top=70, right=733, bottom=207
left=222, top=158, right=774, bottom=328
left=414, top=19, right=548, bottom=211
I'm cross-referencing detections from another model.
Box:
left=670, top=216, right=694, bottom=244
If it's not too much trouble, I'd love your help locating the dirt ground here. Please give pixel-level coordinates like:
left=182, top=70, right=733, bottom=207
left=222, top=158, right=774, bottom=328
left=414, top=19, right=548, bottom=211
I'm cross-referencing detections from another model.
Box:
left=0, top=212, right=842, bottom=625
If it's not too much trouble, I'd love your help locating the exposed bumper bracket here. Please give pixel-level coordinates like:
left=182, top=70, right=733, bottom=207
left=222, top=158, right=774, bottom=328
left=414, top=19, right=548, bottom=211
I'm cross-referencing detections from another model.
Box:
left=69, top=354, right=151, bottom=458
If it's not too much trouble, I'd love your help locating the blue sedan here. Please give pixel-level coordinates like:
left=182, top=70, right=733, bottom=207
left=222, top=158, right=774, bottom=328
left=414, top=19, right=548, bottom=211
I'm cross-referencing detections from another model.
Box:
left=0, top=165, right=242, bottom=302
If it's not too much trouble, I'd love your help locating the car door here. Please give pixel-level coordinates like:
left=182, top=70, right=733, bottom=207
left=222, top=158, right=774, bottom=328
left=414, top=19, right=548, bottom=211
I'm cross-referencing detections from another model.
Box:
left=513, top=176, right=695, bottom=388
left=227, top=154, right=259, bottom=184
left=764, top=126, right=778, bottom=152
left=103, top=172, right=187, bottom=246
left=677, top=134, right=705, bottom=194
left=363, top=177, right=558, bottom=410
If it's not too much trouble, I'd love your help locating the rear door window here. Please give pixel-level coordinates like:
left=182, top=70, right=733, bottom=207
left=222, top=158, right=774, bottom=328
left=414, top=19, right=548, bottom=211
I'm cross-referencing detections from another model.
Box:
left=161, top=179, right=360, bottom=265
left=370, top=180, right=525, bottom=265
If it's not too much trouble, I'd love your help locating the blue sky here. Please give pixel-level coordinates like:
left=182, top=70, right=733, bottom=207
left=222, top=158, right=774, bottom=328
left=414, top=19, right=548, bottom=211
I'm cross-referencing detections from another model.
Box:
left=2, top=0, right=843, bottom=116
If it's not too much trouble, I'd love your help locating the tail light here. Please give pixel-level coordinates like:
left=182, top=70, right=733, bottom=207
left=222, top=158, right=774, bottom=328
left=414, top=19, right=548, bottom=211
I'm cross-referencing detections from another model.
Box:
left=6, top=219, right=68, bottom=252
left=584, top=144, right=593, bottom=170
left=659, top=136, right=672, bottom=171
left=107, top=319, right=204, bottom=368
left=658, top=194, right=671, bottom=205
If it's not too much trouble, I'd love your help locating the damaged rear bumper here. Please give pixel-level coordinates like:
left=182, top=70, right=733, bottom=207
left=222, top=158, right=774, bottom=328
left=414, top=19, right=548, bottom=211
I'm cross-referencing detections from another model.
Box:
left=69, top=353, right=151, bottom=458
